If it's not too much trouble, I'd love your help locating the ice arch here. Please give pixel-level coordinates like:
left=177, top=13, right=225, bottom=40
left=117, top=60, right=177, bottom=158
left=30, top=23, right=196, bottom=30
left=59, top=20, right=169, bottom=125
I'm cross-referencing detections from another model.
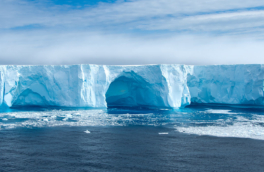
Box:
left=11, top=89, right=49, bottom=107
left=105, top=72, right=169, bottom=109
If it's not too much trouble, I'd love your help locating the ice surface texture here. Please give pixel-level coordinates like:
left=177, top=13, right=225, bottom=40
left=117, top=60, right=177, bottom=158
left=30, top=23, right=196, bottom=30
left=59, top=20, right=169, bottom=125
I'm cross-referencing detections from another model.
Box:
left=0, top=64, right=263, bottom=109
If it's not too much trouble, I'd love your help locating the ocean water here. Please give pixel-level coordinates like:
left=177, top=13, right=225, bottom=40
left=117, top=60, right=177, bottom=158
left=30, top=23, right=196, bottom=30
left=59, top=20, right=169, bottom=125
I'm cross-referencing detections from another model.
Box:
left=0, top=105, right=264, bottom=171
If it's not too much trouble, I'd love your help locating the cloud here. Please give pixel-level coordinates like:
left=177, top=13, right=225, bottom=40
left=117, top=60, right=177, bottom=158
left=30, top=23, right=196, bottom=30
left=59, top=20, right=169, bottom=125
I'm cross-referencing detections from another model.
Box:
left=1, top=30, right=264, bottom=65
left=1, top=0, right=264, bottom=33
left=1, top=0, right=264, bottom=65
left=136, top=10, right=264, bottom=33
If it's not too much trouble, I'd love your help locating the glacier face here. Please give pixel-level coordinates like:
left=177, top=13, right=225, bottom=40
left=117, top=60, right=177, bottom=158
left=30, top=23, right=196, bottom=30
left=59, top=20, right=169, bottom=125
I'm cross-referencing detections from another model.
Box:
left=187, top=65, right=264, bottom=105
left=0, top=64, right=190, bottom=109
left=0, top=64, right=263, bottom=109
left=3, top=65, right=83, bottom=107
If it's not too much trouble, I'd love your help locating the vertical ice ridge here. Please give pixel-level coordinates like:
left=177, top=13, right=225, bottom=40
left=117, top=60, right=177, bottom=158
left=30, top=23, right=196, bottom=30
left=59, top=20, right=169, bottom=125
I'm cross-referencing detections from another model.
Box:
left=160, top=64, right=191, bottom=108
left=80, top=64, right=108, bottom=108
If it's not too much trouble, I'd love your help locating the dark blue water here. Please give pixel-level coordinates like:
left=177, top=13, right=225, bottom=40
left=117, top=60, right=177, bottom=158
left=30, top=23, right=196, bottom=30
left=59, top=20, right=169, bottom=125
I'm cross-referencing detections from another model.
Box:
left=1, top=105, right=264, bottom=171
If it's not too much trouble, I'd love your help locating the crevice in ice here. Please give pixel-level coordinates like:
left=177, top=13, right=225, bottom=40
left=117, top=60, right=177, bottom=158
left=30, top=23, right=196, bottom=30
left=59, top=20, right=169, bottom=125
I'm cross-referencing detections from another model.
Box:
left=105, top=71, right=168, bottom=109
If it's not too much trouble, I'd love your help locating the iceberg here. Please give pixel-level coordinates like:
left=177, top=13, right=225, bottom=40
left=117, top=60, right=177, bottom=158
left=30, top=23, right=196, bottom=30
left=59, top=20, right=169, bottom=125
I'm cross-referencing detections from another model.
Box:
left=0, top=64, right=263, bottom=109
left=0, top=64, right=190, bottom=109
left=187, top=64, right=264, bottom=105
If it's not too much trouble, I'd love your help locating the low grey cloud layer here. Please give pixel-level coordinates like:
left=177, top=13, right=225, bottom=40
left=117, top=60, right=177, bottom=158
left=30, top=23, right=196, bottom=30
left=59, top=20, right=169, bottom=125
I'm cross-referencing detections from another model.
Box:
left=1, top=31, right=264, bottom=65
left=0, top=0, right=264, bottom=65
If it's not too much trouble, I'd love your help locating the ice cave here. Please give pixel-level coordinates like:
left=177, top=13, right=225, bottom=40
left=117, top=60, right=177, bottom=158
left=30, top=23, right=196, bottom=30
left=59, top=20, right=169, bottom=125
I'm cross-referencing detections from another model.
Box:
left=105, top=72, right=167, bottom=109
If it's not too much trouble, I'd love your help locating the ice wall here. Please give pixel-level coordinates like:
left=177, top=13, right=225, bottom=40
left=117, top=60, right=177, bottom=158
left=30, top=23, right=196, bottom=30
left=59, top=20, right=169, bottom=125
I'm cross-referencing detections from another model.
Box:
left=0, top=64, right=263, bottom=109
left=0, top=64, right=191, bottom=109
left=187, top=64, right=264, bottom=105
left=3, top=65, right=83, bottom=107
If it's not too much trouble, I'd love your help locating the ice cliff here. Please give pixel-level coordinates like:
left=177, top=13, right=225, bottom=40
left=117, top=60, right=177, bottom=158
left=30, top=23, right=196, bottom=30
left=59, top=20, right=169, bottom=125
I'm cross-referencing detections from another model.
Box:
left=0, top=65, right=190, bottom=109
left=187, top=64, right=264, bottom=105
left=0, top=64, right=263, bottom=109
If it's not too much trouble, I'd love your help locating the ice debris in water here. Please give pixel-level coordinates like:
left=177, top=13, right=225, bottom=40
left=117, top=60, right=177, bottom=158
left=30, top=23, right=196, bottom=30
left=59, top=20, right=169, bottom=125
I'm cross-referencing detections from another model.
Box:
left=159, top=132, right=168, bottom=135
left=0, top=109, right=168, bottom=130
left=84, top=130, right=90, bottom=134
left=175, top=115, right=264, bottom=140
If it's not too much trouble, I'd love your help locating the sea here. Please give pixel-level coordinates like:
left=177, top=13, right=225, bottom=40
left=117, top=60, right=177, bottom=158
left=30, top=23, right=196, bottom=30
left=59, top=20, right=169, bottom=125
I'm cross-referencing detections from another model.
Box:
left=0, top=104, right=264, bottom=172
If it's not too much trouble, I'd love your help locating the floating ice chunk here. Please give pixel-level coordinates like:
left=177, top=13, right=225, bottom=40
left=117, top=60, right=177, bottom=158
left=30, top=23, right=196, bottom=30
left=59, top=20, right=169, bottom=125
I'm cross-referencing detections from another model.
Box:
left=43, top=118, right=49, bottom=122
left=2, top=118, right=8, bottom=121
left=84, top=130, right=91, bottom=134
left=159, top=132, right=168, bottom=135
left=65, top=114, right=72, bottom=118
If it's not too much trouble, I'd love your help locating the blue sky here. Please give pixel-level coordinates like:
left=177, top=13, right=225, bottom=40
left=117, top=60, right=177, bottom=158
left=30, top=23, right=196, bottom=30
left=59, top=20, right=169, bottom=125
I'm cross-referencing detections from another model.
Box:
left=46, top=0, right=118, bottom=6
left=1, top=0, right=264, bottom=65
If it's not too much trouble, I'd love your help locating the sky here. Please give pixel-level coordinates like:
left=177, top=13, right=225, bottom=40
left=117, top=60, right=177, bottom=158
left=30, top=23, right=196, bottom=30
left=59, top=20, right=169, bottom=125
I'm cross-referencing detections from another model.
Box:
left=1, top=0, right=264, bottom=65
